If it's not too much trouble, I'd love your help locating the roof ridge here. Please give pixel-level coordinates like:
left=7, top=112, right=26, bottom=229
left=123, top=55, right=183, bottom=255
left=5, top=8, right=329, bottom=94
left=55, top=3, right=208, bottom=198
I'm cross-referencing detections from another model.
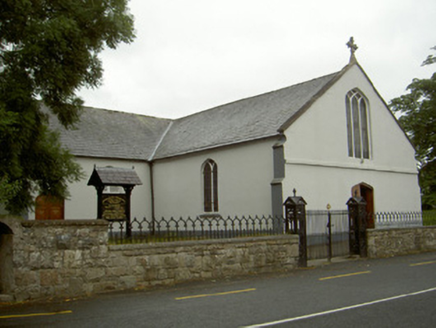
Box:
left=83, top=105, right=172, bottom=122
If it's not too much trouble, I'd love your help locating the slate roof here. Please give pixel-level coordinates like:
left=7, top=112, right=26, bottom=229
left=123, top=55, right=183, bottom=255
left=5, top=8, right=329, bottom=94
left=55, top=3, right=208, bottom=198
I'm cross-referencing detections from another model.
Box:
left=153, top=72, right=340, bottom=159
left=88, top=166, right=143, bottom=186
left=50, top=69, right=343, bottom=161
left=48, top=106, right=172, bottom=161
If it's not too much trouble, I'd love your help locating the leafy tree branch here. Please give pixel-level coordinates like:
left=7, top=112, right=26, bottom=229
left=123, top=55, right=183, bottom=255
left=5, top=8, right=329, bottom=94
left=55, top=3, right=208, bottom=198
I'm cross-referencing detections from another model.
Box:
left=0, top=0, right=135, bottom=214
left=390, top=46, right=436, bottom=208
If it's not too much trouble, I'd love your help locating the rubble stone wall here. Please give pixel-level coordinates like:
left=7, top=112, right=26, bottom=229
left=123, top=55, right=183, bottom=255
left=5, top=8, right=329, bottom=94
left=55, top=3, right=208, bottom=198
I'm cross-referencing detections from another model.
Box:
left=367, top=226, right=436, bottom=258
left=0, top=217, right=298, bottom=301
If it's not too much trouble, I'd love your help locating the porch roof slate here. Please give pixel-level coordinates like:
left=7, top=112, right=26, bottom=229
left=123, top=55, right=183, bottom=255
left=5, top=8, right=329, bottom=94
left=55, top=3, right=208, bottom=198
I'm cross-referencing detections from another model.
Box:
left=88, top=166, right=143, bottom=186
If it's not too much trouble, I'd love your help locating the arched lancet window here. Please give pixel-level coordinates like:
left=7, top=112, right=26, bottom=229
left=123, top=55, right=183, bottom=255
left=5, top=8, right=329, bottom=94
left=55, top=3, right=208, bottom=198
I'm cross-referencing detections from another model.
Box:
left=346, top=89, right=371, bottom=159
left=202, top=159, right=218, bottom=212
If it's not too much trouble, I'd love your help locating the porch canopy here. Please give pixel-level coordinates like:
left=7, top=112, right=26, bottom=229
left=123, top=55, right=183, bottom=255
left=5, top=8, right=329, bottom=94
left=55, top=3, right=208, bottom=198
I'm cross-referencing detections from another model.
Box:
left=87, top=166, right=142, bottom=223
left=88, top=166, right=142, bottom=187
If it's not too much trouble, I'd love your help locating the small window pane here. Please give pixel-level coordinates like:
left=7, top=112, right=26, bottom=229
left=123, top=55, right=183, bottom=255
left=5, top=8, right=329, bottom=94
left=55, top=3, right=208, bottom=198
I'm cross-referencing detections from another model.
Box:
left=203, top=163, right=212, bottom=212
left=346, top=96, right=353, bottom=157
left=203, top=160, right=218, bottom=212
left=360, top=99, right=370, bottom=159
left=352, top=96, right=361, bottom=158
left=213, top=164, right=218, bottom=211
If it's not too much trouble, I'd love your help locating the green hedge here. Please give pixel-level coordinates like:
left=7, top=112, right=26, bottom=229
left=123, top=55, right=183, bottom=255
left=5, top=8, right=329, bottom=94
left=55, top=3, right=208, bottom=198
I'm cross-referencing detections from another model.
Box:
left=423, top=210, right=436, bottom=226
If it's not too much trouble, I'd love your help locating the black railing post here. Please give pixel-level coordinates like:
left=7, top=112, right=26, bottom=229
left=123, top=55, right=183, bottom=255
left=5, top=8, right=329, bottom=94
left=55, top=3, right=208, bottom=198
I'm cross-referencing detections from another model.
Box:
left=347, top=196, right=367, bottom=257
left=284, top=189, right=308, bottom=267
left=124, top=186, right=133, bottom=238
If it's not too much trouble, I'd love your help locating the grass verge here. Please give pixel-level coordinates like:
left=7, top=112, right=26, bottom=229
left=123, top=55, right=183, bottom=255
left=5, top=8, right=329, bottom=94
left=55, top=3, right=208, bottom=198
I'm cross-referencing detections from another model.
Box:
left=423, top=210, right=436, bottom=226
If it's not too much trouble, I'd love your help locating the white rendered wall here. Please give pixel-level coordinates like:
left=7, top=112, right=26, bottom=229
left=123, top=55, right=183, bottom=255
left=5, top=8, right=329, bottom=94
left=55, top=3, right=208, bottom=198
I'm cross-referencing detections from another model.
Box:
left=28, top=157, right=152, bottom=220
left=284, top=164, right=420, bottom=211
left=283, top=64, right=421, bottom=212
left=153, top=139, right=277, bottom=218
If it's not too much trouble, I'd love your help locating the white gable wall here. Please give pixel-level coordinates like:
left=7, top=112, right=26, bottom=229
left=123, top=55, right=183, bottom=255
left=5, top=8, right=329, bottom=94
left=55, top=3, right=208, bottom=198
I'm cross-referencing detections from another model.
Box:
left=153, top=138, right=277, bottom=218
left=28, top=157, right=152, bottom=220
left=283, top=64, right=421, bottom=211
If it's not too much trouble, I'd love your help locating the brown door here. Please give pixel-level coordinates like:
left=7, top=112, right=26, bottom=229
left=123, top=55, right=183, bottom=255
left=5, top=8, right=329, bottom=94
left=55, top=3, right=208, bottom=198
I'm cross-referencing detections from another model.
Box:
left=35, top=195, right=65, bottom=220
left=351, top=183, right=374, bottom=228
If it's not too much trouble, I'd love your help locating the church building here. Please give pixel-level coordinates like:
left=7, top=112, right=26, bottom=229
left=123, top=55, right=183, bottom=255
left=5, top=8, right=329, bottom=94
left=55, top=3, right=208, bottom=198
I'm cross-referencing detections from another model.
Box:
left=29, top=41, right=422, bottom=221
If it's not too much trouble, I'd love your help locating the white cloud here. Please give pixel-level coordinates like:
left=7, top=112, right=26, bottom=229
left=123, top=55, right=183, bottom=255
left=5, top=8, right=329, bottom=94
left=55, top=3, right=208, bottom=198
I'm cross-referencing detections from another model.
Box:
left=79, top=0, right=436, bottom=118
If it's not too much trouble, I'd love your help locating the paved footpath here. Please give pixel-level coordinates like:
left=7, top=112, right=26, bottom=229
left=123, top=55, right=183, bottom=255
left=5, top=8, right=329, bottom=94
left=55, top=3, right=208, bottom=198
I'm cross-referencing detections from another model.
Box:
left=1, top=251, right=436, bottom=327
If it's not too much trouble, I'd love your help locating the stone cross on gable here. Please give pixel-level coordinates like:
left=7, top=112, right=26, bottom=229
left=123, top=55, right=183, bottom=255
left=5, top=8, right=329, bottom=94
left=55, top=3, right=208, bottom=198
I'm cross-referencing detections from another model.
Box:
left=347, top=37, right=358, bottom=54
left=346, top=37, right=358, bottom=63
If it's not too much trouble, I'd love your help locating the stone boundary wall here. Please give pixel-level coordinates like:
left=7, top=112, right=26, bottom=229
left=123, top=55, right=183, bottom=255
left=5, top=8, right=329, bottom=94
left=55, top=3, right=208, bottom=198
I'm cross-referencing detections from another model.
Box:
left=367, top=226, right=436, bottom=258
left=0, top=217, right=298, bottom=302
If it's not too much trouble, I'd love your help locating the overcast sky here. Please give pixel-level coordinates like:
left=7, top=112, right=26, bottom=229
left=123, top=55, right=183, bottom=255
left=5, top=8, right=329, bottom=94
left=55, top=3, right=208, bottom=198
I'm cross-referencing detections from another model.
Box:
left=78, top=0, right=436, bottom=119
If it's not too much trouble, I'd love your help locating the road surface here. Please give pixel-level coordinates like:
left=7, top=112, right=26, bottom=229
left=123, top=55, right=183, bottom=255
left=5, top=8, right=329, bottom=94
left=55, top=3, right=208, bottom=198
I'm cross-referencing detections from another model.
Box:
left=1, top=251, right=436, bottom=327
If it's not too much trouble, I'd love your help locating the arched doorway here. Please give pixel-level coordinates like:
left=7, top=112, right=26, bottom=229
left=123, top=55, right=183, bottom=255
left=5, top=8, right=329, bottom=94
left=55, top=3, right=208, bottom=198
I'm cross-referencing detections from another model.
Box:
left=352, top=183, right=375, bottom=228
left=0, top=222, right=14, bottom=295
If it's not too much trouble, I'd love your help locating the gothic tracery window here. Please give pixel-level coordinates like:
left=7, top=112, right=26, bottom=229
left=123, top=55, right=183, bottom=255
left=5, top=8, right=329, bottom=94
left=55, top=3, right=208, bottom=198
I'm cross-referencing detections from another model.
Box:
left=346, top=89, right=371, bottom=159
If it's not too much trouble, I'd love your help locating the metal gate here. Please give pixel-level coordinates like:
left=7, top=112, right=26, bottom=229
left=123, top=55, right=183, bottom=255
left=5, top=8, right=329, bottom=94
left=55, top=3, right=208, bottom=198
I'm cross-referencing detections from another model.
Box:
left=306, top=210, right=350, bottom=260
left=284, top=192, right=368, bottom=267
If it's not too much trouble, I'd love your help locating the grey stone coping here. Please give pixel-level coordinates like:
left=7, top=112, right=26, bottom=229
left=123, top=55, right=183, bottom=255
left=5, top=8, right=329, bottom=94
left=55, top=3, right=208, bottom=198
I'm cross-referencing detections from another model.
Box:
left=21, top=219, right=109, bottom=228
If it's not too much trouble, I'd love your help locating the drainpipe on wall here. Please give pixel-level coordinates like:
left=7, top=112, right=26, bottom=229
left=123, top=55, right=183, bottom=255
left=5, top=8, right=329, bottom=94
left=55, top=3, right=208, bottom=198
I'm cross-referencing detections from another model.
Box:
left=271, top=134, right=286, bottom=219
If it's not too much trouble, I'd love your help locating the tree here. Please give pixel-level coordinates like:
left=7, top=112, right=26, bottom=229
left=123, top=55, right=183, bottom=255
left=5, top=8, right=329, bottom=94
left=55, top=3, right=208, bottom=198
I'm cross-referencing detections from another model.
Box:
left=390, top=46, right=436, bottom=209
left=0, top=1, right=135, bottom=214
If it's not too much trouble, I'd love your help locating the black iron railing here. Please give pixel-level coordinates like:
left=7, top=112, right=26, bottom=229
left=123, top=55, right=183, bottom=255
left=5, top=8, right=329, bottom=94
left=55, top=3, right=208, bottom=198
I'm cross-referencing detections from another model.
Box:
left=107, top=211, right=425, bottom=245
left=108, top=215, right=285, bottom=244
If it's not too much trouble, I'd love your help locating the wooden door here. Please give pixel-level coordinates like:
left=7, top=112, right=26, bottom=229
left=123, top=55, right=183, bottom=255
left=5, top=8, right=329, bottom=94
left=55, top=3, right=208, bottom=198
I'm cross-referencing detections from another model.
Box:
left=351, top=183, right=375, bottom=229
left=35, top=195, right=65, bottom=220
